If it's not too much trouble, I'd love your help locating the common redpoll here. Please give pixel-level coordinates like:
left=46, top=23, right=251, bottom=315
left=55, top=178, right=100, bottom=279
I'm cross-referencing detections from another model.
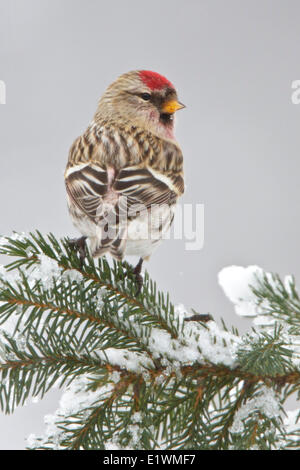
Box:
left=65, top=70, right=185, bottom=289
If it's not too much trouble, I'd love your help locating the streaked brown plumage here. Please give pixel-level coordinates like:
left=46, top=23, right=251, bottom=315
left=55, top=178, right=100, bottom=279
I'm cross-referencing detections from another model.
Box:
left=65, top=70, right=185, bottom=269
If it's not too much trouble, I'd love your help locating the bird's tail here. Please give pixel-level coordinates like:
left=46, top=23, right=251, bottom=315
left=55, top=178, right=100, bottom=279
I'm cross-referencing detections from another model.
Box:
left=89, top=224, right=127, bottom=261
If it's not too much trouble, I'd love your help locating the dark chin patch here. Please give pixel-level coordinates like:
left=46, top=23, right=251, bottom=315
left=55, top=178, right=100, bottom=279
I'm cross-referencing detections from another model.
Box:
left=160, top=113, right=174, bottom=125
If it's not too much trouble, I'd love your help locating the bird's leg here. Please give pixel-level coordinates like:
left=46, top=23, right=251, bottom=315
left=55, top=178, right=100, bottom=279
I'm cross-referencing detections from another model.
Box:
left=68, top=236, right=87, bottom=267
left=133, top=257, right=144, bottom=295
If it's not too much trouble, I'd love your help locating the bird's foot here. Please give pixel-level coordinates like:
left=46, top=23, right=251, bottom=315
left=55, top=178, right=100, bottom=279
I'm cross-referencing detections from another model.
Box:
left=124, top=258, right=144, bottom=296
left=133, top=258, right=144, bottom=296
left=68, top=236, right=87, bottom=267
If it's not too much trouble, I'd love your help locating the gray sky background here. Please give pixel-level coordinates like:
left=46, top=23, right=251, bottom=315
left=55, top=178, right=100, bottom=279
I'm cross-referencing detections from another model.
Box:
left=1, top=0, right=300, bottom=449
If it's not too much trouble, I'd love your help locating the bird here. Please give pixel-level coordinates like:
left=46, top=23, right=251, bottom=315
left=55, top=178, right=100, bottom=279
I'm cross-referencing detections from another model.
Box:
left=65, top=70, right=185, bottom=293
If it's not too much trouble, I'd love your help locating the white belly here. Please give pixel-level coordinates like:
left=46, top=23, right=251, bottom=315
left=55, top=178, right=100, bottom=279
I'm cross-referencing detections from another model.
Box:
left=124, top=204, right=175, bottom=258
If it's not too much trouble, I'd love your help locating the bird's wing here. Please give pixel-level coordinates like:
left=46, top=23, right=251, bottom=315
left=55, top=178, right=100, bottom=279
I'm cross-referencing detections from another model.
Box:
left=65, top=163, right=109, bottom=221
left=114, top=137, right=185, bottom=211
left=65, top=163, right=181, bottom=221
left=113, top=166, right=180, bottom=213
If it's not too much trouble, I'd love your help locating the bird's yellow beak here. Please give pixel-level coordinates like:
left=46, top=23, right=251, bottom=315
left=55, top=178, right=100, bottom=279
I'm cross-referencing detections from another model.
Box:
left=162, top=100, right=185, bottom=114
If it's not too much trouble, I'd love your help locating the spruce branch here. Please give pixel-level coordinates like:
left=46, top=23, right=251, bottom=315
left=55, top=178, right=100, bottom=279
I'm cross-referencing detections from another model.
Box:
left=0, top=232, right=299, bottom=449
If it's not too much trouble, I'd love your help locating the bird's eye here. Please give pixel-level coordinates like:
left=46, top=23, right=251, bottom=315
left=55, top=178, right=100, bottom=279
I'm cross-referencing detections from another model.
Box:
left=141, top=93, right=151, bottom=101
